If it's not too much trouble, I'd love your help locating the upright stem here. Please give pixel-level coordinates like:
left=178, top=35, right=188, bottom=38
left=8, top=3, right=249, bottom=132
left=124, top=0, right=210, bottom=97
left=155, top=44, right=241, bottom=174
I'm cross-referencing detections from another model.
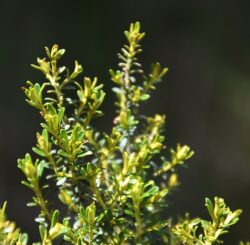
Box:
left=47, top=154, right=58, bottom=175
left=90, top=178, right=105, bottom=210
left=34, top=182, right=51, bottom=220
left=88, top=226, right=93, bottom=245
left=134, top=204, right=142, bottom=243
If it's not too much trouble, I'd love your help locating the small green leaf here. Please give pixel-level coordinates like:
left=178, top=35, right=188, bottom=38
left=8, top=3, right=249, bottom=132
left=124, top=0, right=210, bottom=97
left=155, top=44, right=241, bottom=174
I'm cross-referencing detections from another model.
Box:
left=51, top=210, right=60, bottom=228
left=78, top=151, right=93, bottom=158
left=140, top=94, right=150, bottom=101
left=56, top=177, right=67, bottom=186
left=37, top=160, right=45, bottom=178
left=39, top=224, right=46, bottom=240
left=58, top=107, right=65, bottom=125
left=32, top=147, right=46, bottom=157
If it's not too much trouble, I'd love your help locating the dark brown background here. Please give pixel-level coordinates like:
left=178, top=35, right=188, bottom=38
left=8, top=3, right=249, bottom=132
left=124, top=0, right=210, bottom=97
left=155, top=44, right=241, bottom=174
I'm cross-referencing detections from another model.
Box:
left=0, top=0, right=249, bottom=243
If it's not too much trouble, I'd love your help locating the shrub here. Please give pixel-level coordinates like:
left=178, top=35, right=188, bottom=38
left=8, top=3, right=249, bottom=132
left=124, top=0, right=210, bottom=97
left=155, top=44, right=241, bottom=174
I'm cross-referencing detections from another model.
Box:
left=0, top=22, right=244, bottom=245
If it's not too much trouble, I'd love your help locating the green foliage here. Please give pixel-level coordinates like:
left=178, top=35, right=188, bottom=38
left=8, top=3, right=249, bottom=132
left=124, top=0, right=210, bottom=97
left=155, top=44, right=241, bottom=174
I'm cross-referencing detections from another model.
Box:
left=173, top=197, right=242, bottom=244
left=1, top=22, right=244, bottom=244
left=0, top=202, right=28, bottom=245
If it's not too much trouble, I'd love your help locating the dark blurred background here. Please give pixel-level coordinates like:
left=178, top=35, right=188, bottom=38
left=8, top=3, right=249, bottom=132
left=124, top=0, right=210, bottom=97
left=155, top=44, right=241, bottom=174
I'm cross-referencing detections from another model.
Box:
left=0, top=0, right=249, bottom=243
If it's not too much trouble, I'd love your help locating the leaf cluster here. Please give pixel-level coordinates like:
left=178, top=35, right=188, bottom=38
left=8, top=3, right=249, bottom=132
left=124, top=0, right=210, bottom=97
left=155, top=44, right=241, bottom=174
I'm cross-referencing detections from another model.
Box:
left=173, top=197, right=242, bottom=245
left=1, top=22, right=244, bottom=245
left=0, top=202, right=28, bottom=245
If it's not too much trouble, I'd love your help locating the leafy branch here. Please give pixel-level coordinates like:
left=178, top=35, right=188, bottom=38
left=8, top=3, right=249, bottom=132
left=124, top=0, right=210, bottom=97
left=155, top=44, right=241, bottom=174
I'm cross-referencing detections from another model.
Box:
left=173, top=197, right=242, bottom=245
left=0, top=22, right=244, bottom=244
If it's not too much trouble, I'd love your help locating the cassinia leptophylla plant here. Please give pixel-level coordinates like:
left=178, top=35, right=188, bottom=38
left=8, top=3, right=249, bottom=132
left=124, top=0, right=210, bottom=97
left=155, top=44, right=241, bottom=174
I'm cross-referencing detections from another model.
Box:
left=0, top=22, right=245, bottom=245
